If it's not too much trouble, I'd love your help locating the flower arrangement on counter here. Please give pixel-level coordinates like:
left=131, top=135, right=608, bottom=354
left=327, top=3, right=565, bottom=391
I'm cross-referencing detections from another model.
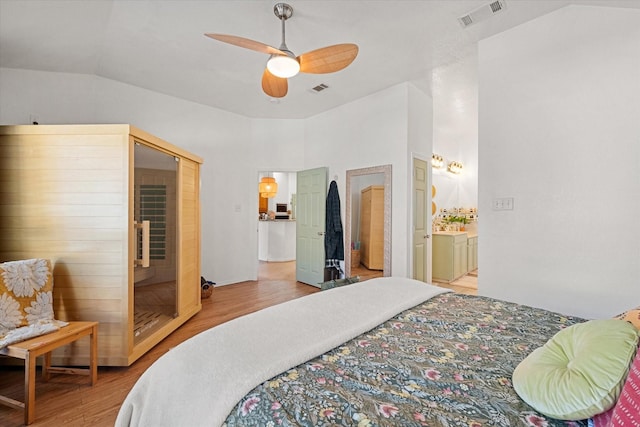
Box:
left=433, top=207, right=477, bottom=232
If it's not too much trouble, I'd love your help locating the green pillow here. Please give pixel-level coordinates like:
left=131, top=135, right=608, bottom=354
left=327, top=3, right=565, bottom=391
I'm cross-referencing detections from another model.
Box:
left=512, top=319, right=639, bottom=420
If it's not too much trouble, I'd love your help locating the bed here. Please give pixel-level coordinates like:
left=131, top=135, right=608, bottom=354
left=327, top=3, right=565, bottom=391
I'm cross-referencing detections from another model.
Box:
left=115, top=277, right=637, bottom=427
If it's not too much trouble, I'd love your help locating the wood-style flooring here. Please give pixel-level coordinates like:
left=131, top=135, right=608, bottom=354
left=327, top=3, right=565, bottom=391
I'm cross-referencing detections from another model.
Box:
left=433, top=269, right=478, bottom=296
left=0, top=262, right=475, bottom=426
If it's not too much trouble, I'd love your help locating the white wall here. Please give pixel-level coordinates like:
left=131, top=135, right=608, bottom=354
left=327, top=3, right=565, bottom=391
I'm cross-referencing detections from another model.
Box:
left=249, top=119, right=305, bottom=281
left=478, top=5, right=640, bottom=319
left=0, top=67, right=255, bottom=285
left=1, top=68, right=432, bottom=284
left=305, top=83, right=432, bottom=277
left=432, top=53, right=479, bottom=212
left=0, top=68, right=98, bottom=124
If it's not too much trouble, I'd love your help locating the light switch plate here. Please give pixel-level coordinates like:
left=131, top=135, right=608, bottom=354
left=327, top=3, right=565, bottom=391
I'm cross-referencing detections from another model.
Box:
left=492, top=197, right=514, bottom=210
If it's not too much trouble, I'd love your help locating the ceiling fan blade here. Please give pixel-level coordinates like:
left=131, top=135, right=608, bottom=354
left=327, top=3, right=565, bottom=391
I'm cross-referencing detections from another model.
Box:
left=205, top=33, right=286, bottom=55
left=298, top=43, right=359, bottom=74
left=262, top=68, right=288, bottom=98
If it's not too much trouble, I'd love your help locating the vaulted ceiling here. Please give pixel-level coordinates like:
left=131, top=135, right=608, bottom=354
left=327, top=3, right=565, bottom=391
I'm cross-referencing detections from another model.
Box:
left=1, top=0, right=637, bottom=119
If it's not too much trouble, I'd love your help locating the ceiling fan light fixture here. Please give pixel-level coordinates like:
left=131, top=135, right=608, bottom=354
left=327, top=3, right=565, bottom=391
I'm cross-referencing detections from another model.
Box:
left=267, top=54, right=300, bottom=78
left=205, top=2, right=358, bottom=97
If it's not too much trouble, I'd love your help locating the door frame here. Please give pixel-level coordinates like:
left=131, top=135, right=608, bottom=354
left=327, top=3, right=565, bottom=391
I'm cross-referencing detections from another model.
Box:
left=344, top=164, right=392, bottom=278
left=254, top=168, right=298, bottom=281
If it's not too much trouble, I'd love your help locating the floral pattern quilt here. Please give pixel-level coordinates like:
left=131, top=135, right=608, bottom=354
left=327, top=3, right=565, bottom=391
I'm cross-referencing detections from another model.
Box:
left=224, top=293, right=588, bottom=427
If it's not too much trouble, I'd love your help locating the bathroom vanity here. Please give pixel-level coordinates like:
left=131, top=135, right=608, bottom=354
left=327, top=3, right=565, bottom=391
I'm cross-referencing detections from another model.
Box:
left=432, top=231, right=478, bottom=282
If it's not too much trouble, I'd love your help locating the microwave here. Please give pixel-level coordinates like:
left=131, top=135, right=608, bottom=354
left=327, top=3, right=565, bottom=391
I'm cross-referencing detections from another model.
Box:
left=276, top=203, right=288, bottom=213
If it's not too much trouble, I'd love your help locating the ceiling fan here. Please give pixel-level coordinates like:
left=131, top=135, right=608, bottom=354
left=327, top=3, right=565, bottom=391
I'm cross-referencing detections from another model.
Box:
left=205, top=2, right=358, bottom=98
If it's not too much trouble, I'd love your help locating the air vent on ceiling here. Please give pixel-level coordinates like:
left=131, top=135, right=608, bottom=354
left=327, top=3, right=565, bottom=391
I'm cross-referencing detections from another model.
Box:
left=311, top=83, right=329, bottom=93
left=458, top=0, right=507, bottom=28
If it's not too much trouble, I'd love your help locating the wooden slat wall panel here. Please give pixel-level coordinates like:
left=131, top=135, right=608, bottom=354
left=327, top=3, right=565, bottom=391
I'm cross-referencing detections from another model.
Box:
left=0, top=125, right=202, bottom=366
left=0, top=191, right=124, bottom=205
left=0, top=126, right=129, bottom=366
left=0, top=216, right=124, bottom=229
left=178, top=159, right=201, bottom=315
left=0, top=243, right=123, bottom=261
left=55, top=286, right=122, bottom=300
left=1, top=228, right=124, bottom=243
left=0, top=204, right=126, bottom=217
left=0, top=177, right=123, bottom=194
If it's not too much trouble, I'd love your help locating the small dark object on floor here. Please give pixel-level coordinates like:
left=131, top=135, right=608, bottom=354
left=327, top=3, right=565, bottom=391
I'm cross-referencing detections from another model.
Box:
left=201, top=276, right=215, bottom=299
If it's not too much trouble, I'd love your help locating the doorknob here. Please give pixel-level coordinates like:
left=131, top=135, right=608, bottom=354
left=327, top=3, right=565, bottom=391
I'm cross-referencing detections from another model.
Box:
left=317, top=231, right=325, bottom=236
left=424, top=234, right=431, bottom=239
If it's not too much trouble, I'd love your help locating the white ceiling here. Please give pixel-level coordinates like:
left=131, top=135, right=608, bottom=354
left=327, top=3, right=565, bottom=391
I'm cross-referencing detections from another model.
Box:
left=1, top=0, right=638, bottom=119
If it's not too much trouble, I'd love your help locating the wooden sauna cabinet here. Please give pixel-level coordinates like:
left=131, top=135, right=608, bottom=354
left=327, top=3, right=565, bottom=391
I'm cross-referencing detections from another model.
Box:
left=359, top=185, right=384, bottom=270
left=0, top=125, right=202, bottom=366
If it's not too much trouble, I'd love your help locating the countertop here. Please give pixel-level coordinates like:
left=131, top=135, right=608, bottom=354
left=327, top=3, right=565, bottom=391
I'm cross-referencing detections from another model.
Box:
left=434, top=231, right=478, bottom=238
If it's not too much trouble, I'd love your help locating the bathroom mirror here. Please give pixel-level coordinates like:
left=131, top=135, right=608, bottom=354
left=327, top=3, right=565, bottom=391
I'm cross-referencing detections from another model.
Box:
left=431, top=170, right=461, bottom=215
left=345, top=164, right=392, bottom=278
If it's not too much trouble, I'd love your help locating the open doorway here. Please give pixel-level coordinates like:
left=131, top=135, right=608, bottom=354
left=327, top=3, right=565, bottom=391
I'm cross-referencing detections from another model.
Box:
left=430, top=165, right=478, bottom=292
left=257, top=171, right=297, bottom=283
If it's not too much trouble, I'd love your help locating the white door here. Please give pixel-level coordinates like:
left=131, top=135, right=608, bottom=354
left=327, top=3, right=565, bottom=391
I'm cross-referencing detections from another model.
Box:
left=412, top=157, right=431, bottom=282
left=296, top=167, right=327, bottom=286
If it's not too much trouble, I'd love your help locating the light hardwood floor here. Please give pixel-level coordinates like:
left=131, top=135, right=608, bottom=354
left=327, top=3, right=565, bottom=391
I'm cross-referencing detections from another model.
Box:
left=349, top=261, right=477, bottom=295
left=0, top=262, right=475, bottom=426
left=433, top=269, right=478, bottom=296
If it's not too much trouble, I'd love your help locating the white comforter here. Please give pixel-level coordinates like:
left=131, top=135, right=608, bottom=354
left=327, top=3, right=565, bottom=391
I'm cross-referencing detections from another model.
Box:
left=115, top=277, right=448, bottom=427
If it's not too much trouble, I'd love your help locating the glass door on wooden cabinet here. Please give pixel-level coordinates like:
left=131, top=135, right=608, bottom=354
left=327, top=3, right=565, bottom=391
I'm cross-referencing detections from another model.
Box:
left=133, top=142, right=178, bottom=344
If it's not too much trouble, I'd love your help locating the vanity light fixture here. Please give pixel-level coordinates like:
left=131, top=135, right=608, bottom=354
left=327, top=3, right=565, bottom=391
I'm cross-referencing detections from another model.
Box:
left=431, top=154, right=444, bottom=169
left=259, top=176, right=278, bottom=198
left=447, top=161, right=464, bottom=174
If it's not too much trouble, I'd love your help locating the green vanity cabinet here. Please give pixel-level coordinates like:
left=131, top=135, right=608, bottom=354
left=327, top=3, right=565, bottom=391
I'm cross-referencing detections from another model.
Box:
left=467, top=235, right=478, bottom=273
left=432, top=232, right=469, bottom=282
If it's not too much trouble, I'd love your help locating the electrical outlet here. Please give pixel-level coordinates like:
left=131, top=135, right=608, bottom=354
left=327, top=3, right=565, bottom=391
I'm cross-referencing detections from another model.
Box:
left=492, top=197, right=514, bottom=211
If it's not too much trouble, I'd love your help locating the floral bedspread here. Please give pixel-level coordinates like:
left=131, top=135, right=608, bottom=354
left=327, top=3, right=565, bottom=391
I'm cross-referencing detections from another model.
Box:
left=224, top=293, right=588, bottom=427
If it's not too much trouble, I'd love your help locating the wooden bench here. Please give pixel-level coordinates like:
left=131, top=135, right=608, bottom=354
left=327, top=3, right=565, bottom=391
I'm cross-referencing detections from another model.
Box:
left=0, top=321, right=98, bottom=425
